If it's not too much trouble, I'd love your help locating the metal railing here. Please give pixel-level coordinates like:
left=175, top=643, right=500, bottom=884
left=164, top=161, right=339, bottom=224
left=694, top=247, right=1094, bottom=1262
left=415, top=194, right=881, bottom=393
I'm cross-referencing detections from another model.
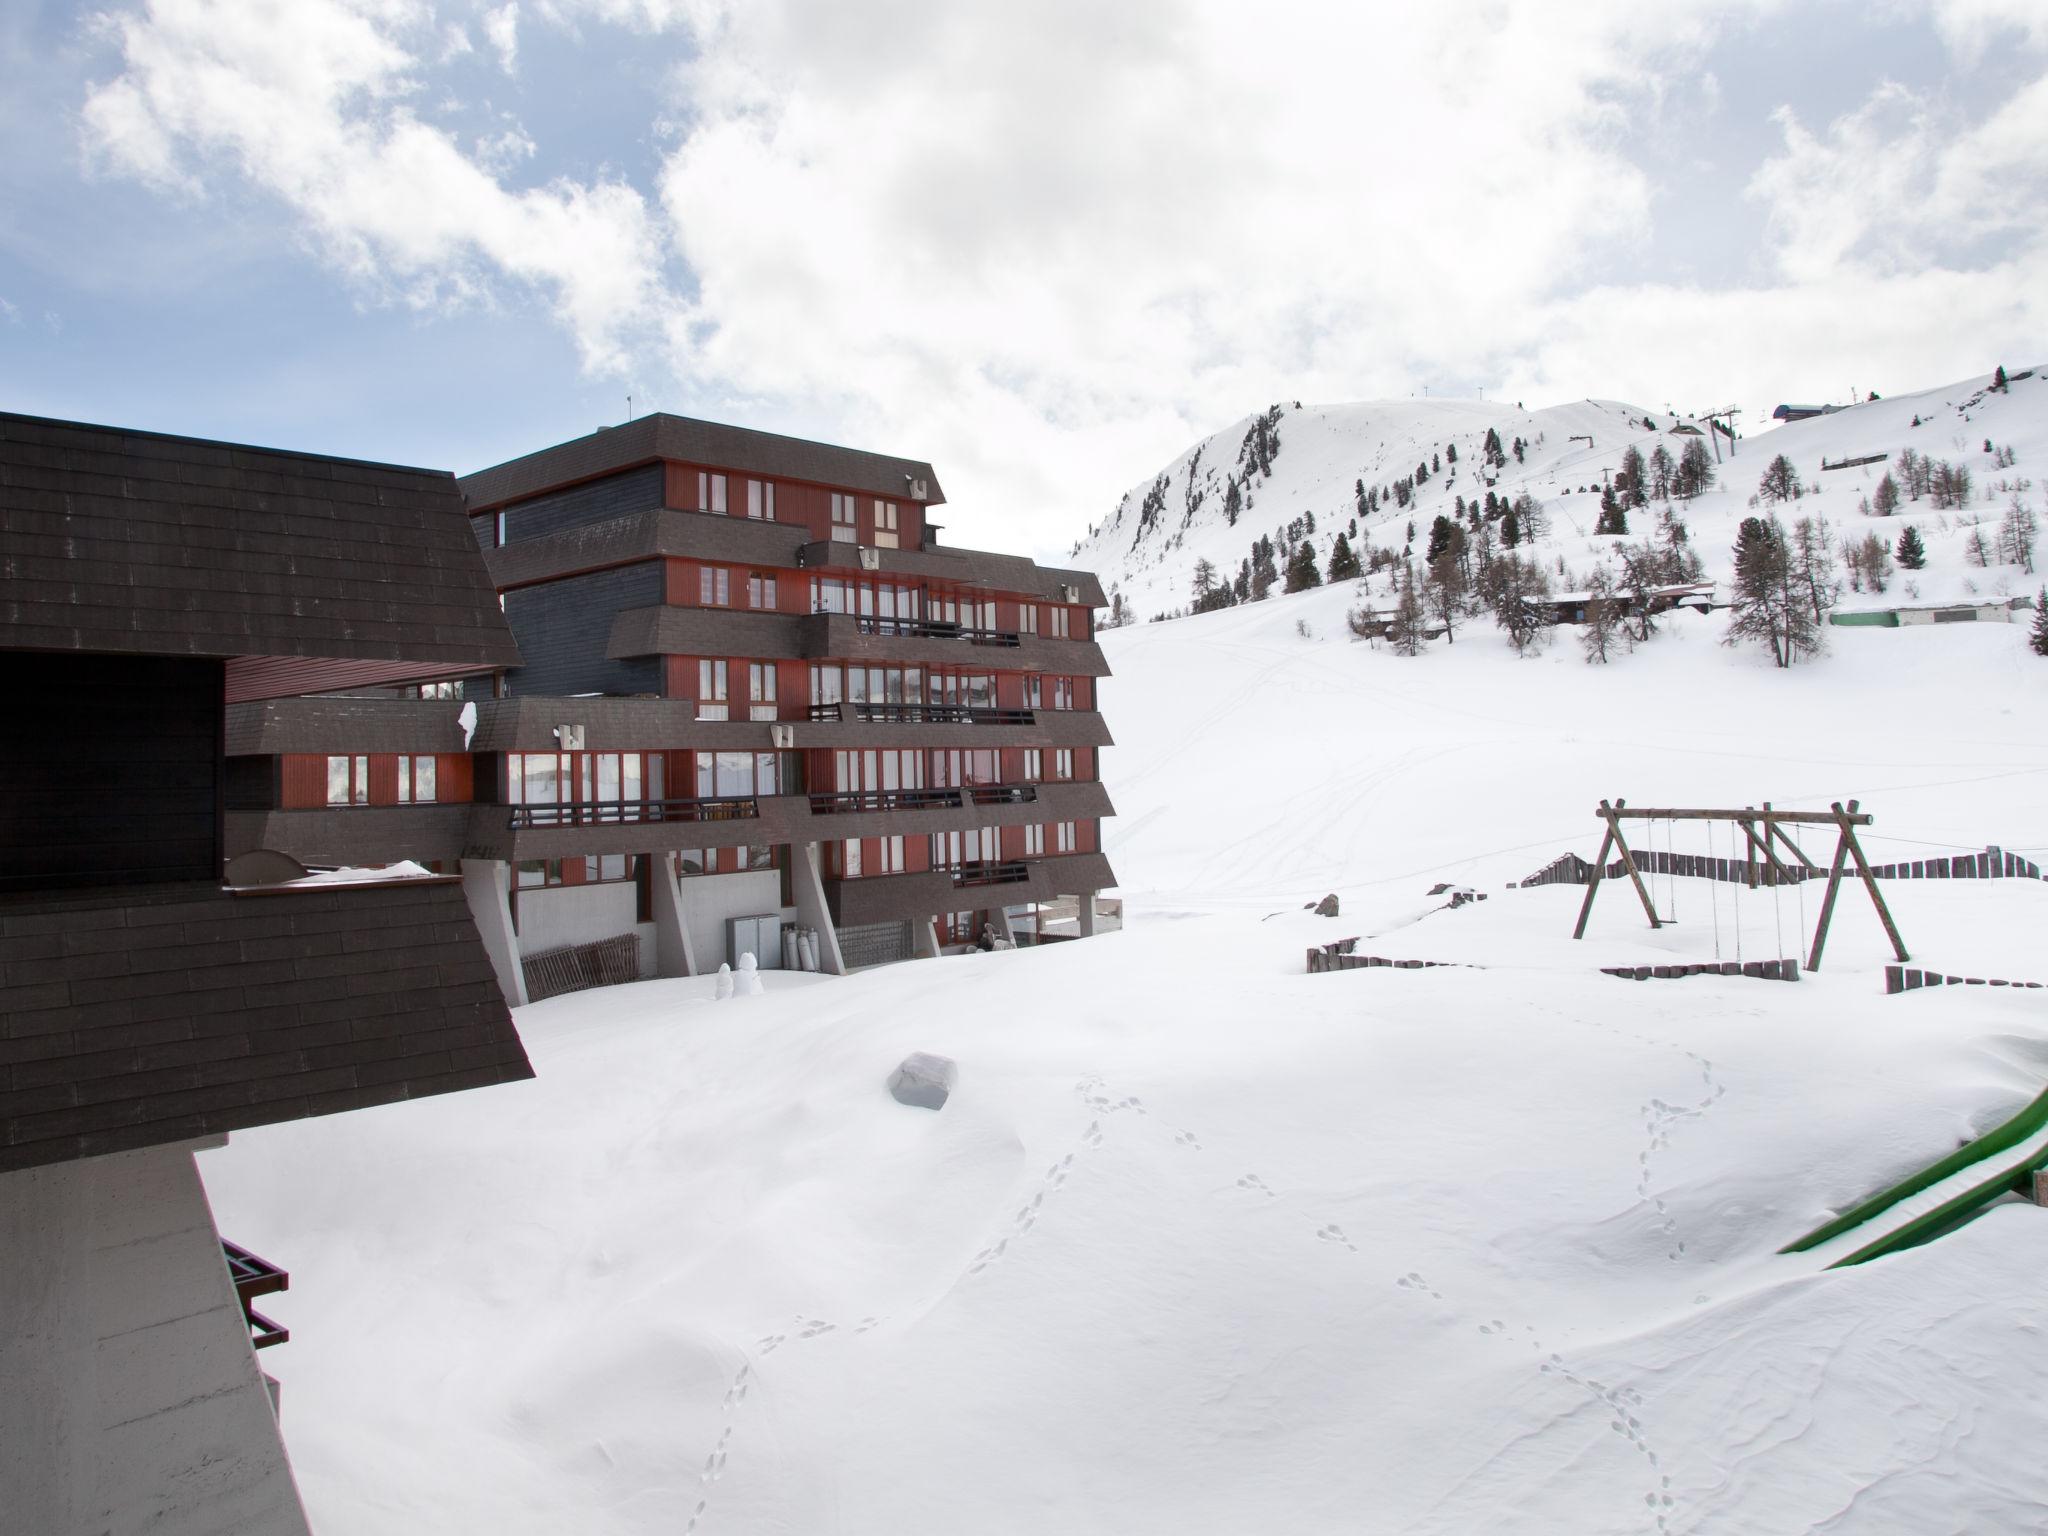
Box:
left=222, top=1239, right=290, bottom=1351
left=507, top=796, right=758, bottom=829
left=807, top=702, right=1034, bottom=726
left=825, top=613, right=1022, bottom=647
left=809, top=787, right=963, bottom=814
left=806, top=782, right=1041, bottom=815
left=950, top=859, right=1031, bottom=888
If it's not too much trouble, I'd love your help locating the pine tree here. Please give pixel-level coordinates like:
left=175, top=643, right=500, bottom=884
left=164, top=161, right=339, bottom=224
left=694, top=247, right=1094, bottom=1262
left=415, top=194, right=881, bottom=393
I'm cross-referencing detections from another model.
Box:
left=1648, top=443, right=1674, bottom=501
left=2031, top=590, right=2048, bottom=656
left=1873, top=473, right=1900, bottom=517
left=1896, top=525, right=1927, bottom=569
left=1725, top=516, right=1817, bottom=667
left=1758, top=453, right=1801, bottom=503
left=1674, top=437, right=1714, bottom=499
left=1482, top=427, right=1505, bottom=470
left=1617, top=445, right=1647, bottom=509
left=1284, top=541, right=1322, bottom=593
left=1595, top=485, right=1628, bottom=536
left=1425, top=514, right=1456, bottom=564
left=1994, top=363, right=2010, bottom=393
left=1327, top=532, right=1361, bottom=582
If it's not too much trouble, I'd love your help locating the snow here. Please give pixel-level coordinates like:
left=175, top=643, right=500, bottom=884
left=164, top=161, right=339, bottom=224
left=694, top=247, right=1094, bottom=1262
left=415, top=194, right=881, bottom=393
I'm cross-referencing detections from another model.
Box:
left=197, top=375, right=2048, bottom=1534
left=1076, top=368, right=2047, bottom=626
left=275, top=859, right=437, bottom=886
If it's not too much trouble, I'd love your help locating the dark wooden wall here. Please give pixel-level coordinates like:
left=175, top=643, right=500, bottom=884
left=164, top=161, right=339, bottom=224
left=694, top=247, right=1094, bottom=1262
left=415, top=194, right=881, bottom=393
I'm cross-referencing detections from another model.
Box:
left=499, top=464, right=664, bottom=543
left=0, top=652, right=222, bottom=893
left=500, top=562, right=665, bottom=698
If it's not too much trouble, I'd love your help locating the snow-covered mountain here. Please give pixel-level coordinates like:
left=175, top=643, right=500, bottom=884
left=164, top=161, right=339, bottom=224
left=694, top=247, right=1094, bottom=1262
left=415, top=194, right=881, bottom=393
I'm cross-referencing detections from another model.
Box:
left=1077, top=368, right=2045, bottom=623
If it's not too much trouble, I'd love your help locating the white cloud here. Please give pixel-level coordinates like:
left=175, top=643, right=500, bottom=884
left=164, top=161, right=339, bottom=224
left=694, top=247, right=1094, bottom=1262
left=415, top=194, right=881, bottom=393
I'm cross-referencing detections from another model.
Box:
left=1929, top=0, right=2048, bottom=64
left=0, top=296, right=18, bottom=323
left=71, top=0, right=2048, bottom=555
left=81, top=0, right=667, bottom=374
left=483, top=2, right=518, bottom=74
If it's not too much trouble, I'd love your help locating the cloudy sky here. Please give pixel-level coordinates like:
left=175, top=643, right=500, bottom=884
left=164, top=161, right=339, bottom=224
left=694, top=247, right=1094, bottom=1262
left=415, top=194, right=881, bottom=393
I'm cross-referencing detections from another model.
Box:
left=2, top=1, right=2044, bottom=558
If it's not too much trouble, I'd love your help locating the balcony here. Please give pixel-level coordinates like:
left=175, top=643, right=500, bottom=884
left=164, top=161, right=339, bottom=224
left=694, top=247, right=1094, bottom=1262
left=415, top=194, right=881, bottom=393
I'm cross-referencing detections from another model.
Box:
left=807, top=702, right=1035, bottom=726
left=807, top=783, right=1039, bottom=816
left=222, top=1238, right=290, bottom=1351
left=506, top=796, right=759, bottom=830
left=949, top=859, right=1031, bottom=888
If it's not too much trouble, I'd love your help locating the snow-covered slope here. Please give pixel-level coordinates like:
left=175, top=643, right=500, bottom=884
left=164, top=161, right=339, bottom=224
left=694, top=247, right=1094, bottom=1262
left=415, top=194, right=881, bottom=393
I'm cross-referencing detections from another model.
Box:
left=200, top=565, right=2048, bottom=1534
left=1078, top=368, right=2046, bottom=622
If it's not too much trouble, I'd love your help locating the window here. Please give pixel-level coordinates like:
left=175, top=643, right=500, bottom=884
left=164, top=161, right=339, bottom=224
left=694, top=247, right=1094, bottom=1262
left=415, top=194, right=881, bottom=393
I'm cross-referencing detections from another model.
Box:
left=749, top=662, right=778, bottom=721
left=517, top=854, right=642, bottom=889
left=747, top=479, right=774, bottom=520
left=1023, top=748, right=1042, bottom=781
left=745, top=843, right=775, bottom=872
left=1023, top=823, right=1045, bottom=856
left=696, top=751, right=779, bottom=798
left=1051, top=606, right=1071, bottom=639
left=747, top=572, right=777, bottom=610
left=1051, top=676, right=1075, bottom=711
left=841, top=838, right=863, bottom=878
left=677, top=849, right=718, bottom=878
left=1054, top=749, right=1073, bottom=780
left=417, top=680, right=463, bottom=701
left=697, top=659, right=729, bottom=721
left=930, top=826, right=996, bottom=868
left=830, top=492, right=858, bottom=542
left=507, top=752, right=663, bottom=813
left=1056, top=821, right=1077, bottom=853
left=874, top=499, right=899, bottom=549
left=326, top=755, right=368, bottom=806
left=397, top=754, right=438, bottom=803
left=697, top=471, right=728, bottom=513
left=878, top=835, right=906, bottom=874
left=1018, top=604, right=1038, bottom=635
left=699, top=566, right=730, bottom=606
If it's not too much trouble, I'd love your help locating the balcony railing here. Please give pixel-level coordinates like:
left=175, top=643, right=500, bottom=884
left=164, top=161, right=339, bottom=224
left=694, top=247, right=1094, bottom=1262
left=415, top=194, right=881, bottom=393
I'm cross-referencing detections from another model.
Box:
left=949, top=859, right=1031, bottom=888
left=809, top=787, right=964, bottom=815
left=965, top=782, right=1038, bottom=806
left=807, top=782, right=1041, bottom=816
left=808, top=702, right=1035, bottom=726
left=507, top=796, right=759, bottom=830
left=828, top=613, right=1023, bottom=648
left=222, top=1239, right=290, bottom=1351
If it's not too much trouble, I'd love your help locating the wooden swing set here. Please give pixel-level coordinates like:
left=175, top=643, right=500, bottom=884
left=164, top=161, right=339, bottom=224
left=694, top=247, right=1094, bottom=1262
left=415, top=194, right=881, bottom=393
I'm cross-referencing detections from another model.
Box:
left=1570, top=797, right=1909, bottom=972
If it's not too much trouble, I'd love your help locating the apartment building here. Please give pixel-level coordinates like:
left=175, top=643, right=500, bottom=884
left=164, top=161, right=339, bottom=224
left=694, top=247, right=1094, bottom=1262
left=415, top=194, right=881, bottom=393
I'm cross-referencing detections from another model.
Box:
left=0, top=412, right=534, bottom=1534
left=224, top=415, right=1118, bottom=1001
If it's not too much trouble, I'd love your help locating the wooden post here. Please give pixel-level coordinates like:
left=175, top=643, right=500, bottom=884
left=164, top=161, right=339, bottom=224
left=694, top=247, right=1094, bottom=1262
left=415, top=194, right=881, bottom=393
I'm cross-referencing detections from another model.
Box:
left=1605, top=798, right=1663, bottom=929
left=1839, top=799, right=1909, bottom=962
left=1806, top=822, right=1852, bottom=972
left=1572, top=810, right=1617, bottom=940
left=1763, top=814, right=1817, bottom=873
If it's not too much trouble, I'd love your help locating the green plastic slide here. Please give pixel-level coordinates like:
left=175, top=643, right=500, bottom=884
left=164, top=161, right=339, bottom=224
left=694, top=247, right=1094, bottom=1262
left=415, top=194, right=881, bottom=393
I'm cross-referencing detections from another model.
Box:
left=1781, top=1083, right=2048, bottom=1268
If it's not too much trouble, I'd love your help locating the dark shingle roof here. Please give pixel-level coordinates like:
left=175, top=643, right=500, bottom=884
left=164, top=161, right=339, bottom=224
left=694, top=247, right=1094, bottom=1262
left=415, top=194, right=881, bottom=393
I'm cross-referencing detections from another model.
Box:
left=0, top=412, right=521, bottom=675
left=459, top=414, right=946, bottom=512
left=0, top=878, right=533, bottom=1173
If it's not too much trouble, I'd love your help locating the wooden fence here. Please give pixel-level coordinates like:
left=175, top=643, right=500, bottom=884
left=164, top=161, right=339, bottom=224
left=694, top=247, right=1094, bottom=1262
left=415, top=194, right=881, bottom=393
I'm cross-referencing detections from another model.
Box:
left=522, top=932, right=642, bottom=1003
left=1517, top=843, right=2041, bottom=890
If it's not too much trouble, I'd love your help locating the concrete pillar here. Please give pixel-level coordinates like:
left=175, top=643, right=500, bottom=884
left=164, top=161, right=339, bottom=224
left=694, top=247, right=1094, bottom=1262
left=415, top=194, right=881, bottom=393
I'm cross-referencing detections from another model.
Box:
left=461, top=857, right=528, bottom=1007
left=1076, top=890, right=1098, bottom=938
left=647, top=855, right=697, bottom=978
left=990, top=904, right=1019, bottom=945
left=0, top=1140, right=312, bottom=1536
left=789, top=842, right=847, bottom=976
left=912, top=917, right=941, bottom=958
